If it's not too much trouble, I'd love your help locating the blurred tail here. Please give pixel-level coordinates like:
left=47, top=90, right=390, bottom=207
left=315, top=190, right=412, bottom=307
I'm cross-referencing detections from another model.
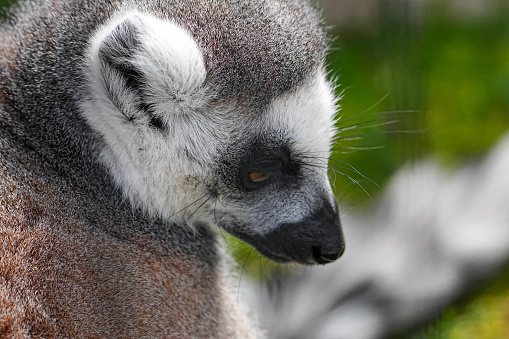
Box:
left=246, top=133, right=509, bottom=339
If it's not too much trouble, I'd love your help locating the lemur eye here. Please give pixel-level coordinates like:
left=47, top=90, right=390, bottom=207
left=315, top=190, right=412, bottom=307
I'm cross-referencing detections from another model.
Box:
left=242, top=160, right=282, bottom=190
left=248, top=171, right=271, bottom=183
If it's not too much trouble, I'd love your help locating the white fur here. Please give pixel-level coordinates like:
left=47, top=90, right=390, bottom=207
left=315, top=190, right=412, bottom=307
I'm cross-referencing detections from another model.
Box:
left=265, top=71, right=338, bottom=190
left=81, top=11, right=338, bottom=231
left=82, top=11, right=223, bottom=222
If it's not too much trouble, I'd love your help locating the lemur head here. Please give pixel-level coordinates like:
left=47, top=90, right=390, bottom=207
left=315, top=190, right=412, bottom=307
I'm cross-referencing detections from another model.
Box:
left=81, top=3, right=344, bottom=265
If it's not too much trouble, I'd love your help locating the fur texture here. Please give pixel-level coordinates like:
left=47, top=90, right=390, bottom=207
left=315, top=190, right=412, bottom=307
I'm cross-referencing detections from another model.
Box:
left=0, top=0, right=343, bottom=337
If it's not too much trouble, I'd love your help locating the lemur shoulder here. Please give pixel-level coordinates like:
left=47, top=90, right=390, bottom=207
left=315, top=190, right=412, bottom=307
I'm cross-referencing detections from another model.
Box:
left=0, top=0, right=344, bottom=337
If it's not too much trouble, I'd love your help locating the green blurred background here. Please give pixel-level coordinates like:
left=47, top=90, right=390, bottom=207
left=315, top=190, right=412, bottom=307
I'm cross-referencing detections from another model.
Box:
left=324, top=1, right=509, bottom=337
left=2, top=0, right=509, bottom=337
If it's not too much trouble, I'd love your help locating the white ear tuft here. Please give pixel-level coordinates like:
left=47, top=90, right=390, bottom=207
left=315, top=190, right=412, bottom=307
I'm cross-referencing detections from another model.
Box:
left=86, top=11, right=208, bottom=125
left=80, top=12, right=211, bottom=219
left=126, top=13, right=208, bottom=113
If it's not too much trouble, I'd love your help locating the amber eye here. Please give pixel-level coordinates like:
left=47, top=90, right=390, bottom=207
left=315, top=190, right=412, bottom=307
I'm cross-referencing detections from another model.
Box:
left=242, top=160, right=282, bottom=190
left=248, top=171, right=271, bottom=183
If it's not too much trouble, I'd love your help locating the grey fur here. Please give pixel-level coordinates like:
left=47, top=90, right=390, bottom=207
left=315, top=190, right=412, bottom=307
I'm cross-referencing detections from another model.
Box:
left=0, top=0, right=341, bottom=337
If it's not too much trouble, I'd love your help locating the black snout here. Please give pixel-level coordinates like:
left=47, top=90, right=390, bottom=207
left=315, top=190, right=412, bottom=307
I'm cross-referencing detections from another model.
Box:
left=271, top=200, right=345, bottom=265
left=232, top=200, right=345, bottom=265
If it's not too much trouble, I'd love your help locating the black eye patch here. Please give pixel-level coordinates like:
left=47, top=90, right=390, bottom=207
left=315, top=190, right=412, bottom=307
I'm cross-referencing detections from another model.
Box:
left=236, top=139, right=304, bottom=191
left=215, top=135, right=303, bottom=193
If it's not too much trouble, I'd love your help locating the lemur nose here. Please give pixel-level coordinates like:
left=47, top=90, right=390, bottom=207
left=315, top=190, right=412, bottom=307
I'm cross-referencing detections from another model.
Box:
left=276, top=199, right=345, bottom=265
left=312, top=244, right=345, bottom=265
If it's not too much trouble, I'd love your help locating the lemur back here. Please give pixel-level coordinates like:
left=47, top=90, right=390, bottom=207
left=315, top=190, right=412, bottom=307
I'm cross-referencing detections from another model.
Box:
left=0, top=0, right=343, bottom=337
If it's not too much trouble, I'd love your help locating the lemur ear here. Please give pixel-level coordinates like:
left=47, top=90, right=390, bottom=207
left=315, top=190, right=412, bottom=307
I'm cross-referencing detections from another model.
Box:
left=89, top=13, right=208, bottom=128
left=98, top=17, right=143, bottom=93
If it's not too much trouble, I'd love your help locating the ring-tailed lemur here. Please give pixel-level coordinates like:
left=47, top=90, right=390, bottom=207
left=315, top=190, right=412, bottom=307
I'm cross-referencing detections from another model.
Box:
left=0, top=0, right=343, bottom=337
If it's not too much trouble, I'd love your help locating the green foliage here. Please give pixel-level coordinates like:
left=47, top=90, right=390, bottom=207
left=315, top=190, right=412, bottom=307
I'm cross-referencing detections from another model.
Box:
left=327, top=3, right=509, bottom=204
left=330, top=4, right=509, bottom=337
left=0, top=0, right=13, bottom=14
left=423, top=8, right=509, bottom=166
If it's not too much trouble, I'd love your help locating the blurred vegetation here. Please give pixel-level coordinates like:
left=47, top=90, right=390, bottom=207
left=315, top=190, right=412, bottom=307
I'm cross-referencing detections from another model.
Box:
left=332, top=2, right=509, bottom=337
left=327, top=2, right=509, bottom=338
left=329, top=1, right=509, bottom=205
left=0, top=0, right=12, bottom=15
left=1, top=0, right=509, bottom=337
